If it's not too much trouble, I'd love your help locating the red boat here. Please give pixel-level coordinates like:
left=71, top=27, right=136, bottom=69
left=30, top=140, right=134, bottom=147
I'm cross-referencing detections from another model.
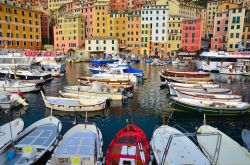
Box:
left=163, top=70, right=210, bottom=78
left=106, top=124, right=150, bottom=165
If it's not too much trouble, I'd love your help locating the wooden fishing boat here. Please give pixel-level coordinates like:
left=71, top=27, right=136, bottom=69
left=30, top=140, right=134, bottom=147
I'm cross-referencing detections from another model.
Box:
left=106, top=124, right=150, bottom=165
left=175, top=89, right=242, bottom=102
left=150, top=125, right=210, bottom=165
left=79, top=80, right=134, bottom=91
left=197, top=125, right=250, bottom=164
left=41, top=91, right=107, bottom=112
left=242, top=129, right=250, bottom=151
left=78, top=76, right=131, bottom=84
left=169, top=85, right=232, bottom=96
left=0, top=116, right=62, bottom=165
left=159, top=72, right=213, bottom=83
left=0, top=118, right=24, bottom=152
left=168, top=82, right=220, bottom=89
left=0, top=80, right=40, bottom=93
left=47, top=123, right=104, bottom=165
left=162, top=70, right=210, bottom=78
left=59, top=90, right=109, bottom=101
left=170, top=97, right=249, bottom=115
left=64, top=84, right=125, bottom=101
left=166, top=77, right=215, bottom=85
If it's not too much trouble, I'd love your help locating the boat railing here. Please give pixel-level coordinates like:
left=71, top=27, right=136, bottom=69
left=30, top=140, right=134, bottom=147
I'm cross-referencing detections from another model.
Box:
left=160, top=131, right=222, bottom=165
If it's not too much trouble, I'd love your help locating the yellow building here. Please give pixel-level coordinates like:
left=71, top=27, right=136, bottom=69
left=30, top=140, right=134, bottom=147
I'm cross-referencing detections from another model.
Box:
left=48, top=0, right=74, bottom=10
left=242, top=9, right=250, bottom=49
left=140, top=23, right=151, bottom=56
left=54, top=13, right=85, bottom=53
left=0, top=1, right=42, bottom=49
left=93, top=0, right=110, bottom=37
left=227, top=7, right=246, bottom=51
left=167, top=16, right=182, bottom=55
left=108, top=11, right=127, bottom=51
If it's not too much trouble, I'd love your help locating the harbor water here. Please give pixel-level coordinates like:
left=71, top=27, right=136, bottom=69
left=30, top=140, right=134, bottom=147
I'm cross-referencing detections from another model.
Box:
left=1, top=62, right=250, bottom=163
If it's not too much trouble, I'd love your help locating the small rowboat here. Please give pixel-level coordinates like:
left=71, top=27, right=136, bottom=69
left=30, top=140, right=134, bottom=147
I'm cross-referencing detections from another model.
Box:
left=0, top=116, right=62, bottom=165
left=166, top=77, right=215, bottom=85
left=41, top=91, right=107, bottom=112
left=150, top=125, right=210, bottom=165
left=170, top=97, right=250, bottom=115
left=64, top=84, right=125, bottom=101
left=78, top=76, right=131, bottom=84
left=162, top=70, right=210, bottom=78
left=197, top=125, right=250, bottom=164
left=106, top=124, right=150, bottom=165
left=159, top=73, right=213, bottom=83
left=242, top=129, right=250, bottom=151
left=0, top=80, right=40, bottom=93
left=169, top=85, right=232, bottom=96
left=175, top=89, right=242, bottom=102
left=168, top=82, right=220, bottom=89
left=47, top=123, right=104, bottom=165
left=59, top=90, right=109, bottom=100
left=0, top=118, right=24, bottom=152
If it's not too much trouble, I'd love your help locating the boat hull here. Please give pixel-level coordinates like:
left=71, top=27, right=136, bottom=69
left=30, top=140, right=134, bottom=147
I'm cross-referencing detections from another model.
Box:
left=170, top=97, right=248, bottom=115
left=0, top=85, right=39, bottom=93
left=163, top=70, right=210, bottom=78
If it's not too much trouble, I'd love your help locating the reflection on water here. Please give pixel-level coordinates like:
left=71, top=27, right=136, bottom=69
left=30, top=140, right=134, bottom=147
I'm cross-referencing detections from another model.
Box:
left=0, top=62, right=250, bottom=159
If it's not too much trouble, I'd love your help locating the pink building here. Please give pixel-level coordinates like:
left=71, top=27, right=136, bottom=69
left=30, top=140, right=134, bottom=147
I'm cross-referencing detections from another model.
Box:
left=110, top=0, right=128, bottom=11
left=81, top=2, right=94, bottom=38
left=182, top=18, right=202, bottom=52
left=211, top=11, right=228, bottom=51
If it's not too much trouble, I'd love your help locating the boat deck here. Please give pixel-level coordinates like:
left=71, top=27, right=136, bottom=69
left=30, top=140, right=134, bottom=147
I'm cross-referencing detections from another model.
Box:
left=55, top=131, right=97, bottom=157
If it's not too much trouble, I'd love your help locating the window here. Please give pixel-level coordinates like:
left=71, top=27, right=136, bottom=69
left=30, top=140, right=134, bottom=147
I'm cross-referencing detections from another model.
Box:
left=236, top=33, right=240, bottom=38
left=237, top=25, right=240, bottom=29
left=229, top=44, right=233, bottom=48
left=235, top=44, right=238, bottom=48
left=230, top=33, right=234, bottom=38
left=217, top=27, right=220, bottom=31
left=112, top=47, right=114, bottom=51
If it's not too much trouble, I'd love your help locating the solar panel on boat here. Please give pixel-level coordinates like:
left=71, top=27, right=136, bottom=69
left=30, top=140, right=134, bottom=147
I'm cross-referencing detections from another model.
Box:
left=56, top=131, right=98, bottom=156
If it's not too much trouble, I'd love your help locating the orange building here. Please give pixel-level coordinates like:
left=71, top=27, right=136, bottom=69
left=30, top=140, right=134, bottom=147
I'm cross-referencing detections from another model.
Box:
left=127, top=10, right=141, bottom=54
left=0, top=0, right=42, bottom=49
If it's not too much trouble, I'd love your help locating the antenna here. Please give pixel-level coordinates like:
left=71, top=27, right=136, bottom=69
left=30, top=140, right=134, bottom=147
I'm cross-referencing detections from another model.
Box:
left=203, top=113, right=206, bottom=125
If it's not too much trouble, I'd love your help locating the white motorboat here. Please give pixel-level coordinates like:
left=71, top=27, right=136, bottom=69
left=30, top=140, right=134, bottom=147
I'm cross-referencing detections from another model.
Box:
left=197, top=124, right=250, bottom=164
left=150, top=125, right=210, bottom=165
left=0, top=92, right=28, bottom=109
left=0, top=116, right=62, bottom=165
left=169, top=84, right=232, bottom=96
left=175, top=89, right=242, bottom=102
left=63, top=83, right=125, bottom=101
left=41, top=91, right=107, bottom=112
left=242, top=129, right=250, bottom=151
left=47, top=123, right=104, bottom=165
left=0, top=80, right=40, bottom=93
left=218, top=63, right=244, bottom=75
left=0, top=118, right=24, bottom=152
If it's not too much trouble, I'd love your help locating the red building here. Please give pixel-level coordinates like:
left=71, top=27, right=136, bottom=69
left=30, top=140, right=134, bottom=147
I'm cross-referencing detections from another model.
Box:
left=182, top=18, right=202, bottom=52
left=110, top=0, right=128, bottom=11
left=81, top=1, right=95, bottom=38
left=41, top=12, right=50, bottom=45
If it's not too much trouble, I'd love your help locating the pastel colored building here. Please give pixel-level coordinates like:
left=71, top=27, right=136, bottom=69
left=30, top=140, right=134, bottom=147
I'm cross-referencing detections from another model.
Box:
left=110, top=0, right=128, bottom=11
left=93, top=0, right=110, bottom=37
left=48, top=0, right=74, bottom=10
left=85, top=36, right=119, bottom=54
left=54, top=14, right=85, bottom=53
left=200, top=8, right=207, bottom=38
left=81, top=1, right=95, bottom=38
left=58, top=1, right=80, bottom=14
left=141, top=5, right=169, bottom=56
left=41, top=12, right=50, bottom=45
left=0, top=1, right=42, bottom=49
left=182, top=18, right=202, bottom=52
left=127, top=10, right=141, bottom=54
left=242, top=9, right=250, bottom=49
left=167, top=16, right=182, bottom=56
left=108, top=11, right=127, bottom=51
left=227, top=7, right=246, bottom=51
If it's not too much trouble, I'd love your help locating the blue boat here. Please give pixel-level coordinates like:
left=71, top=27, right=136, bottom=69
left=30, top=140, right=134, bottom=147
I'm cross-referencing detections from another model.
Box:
left=131, top=59, right=141, bottom=64
left=89, top=67, right=107, bottom=74
left=91, top=59, right=115, bottom=66
left=145, top=59, right=153, bottom=64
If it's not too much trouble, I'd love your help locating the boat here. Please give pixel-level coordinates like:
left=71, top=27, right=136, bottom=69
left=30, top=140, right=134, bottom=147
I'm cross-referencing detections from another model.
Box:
left=166, top=77, right=215, bottom=85
left=197, top=124, right=250, bottom=164
left=159, top=72, right=213, bottom=83
left=169, top=85, right=232, bottom=96
left=171, top=58, right=179, bottom=65
left=41, top=91, right=107, bottom=112
left=175, top=89, right=242, bottom=102
left=177, top=61, right=189, bottom=67
left=145, top=59, right=153, bottom=64
left=0, top=118, right=24, bottom=152
left=47, top=123, right=104, bottom=165
left=242, top=129, right=250, bottom=152
left=0, top=92, right=28, bottom=109
left=106, top=124, right=150, bottom=165
left=168, top=82, right=220, bottom=89
left=63, top=84, right=125, bottom=101
left=150, top=59, right=167, bottom=66
left=91, top=59, right=114, bottom=66
left=59, top=90, right=110, bottom=101
left=162, top=70, right=210, bottom=78
left=0, top=116, right=62, bottom=165
left=218, top=63, right=244, bottom=75
left=0, top=80, right=40, bottom=93
left=79, top=80, right=134, bottom=91
left=196, top=51, right=250, bottom=72
left=78, top=76, right=131, bottom=84
left=150, top=125, right=210, bottom=165
left=170, top=97, right=250, bottom=115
